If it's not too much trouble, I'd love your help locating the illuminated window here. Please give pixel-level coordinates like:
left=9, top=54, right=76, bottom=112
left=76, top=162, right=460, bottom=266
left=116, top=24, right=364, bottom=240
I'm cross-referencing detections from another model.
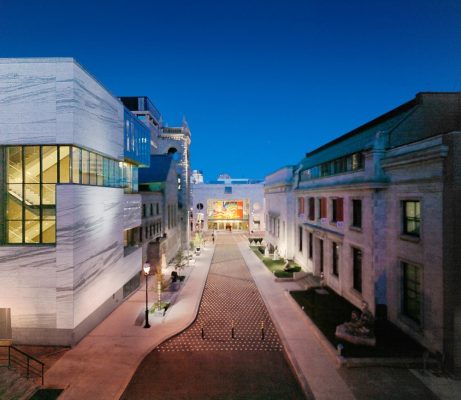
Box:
left=403, top=201, right=420, bottom=237
left=2, top=145, right=128, bottom=245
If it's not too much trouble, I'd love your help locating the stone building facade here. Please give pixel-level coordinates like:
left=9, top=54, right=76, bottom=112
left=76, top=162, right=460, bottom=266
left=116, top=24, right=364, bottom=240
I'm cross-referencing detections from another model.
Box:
left=192, top=176, right=265, bottom=233
left=265, top=92, right=461, bottom=372
left=139, top=154, right=181, bottom=265
left=264, top=166, right=295, bottom=259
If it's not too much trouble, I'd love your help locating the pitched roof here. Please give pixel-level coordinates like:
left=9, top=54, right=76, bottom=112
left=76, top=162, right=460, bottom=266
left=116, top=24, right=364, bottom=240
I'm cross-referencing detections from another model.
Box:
left=298, top=92, right=461, bottom=170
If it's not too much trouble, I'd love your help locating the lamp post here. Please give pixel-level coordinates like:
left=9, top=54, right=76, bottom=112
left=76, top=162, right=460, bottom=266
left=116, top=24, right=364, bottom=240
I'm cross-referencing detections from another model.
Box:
left=143, top=263, right=151, bottom=329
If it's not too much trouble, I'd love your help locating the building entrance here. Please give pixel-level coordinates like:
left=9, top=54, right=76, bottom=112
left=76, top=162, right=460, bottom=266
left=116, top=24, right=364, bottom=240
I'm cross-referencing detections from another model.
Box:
left=208, top=220, right=249, bottom=231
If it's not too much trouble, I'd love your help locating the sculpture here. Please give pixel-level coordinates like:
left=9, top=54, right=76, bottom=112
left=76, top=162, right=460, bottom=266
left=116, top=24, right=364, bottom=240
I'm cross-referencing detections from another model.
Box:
left=264, top=246, right=270, bottom=257
left=335, top=301, right=376, bottom=346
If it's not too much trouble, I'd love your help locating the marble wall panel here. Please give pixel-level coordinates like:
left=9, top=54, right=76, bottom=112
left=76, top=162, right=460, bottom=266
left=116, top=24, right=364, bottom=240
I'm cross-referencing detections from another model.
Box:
left=0, top=246, right=57, bottom=329
left=0, top=58, right=124, bottom=160
left=123, top=193, right=142, bottom=230
left=0, top=60, right=58, bottom=144
left=72, top=63, right=124, bottom=160
left=56, top=185, right=140, bottom=327
left=56, top=185, right=76, bottom=329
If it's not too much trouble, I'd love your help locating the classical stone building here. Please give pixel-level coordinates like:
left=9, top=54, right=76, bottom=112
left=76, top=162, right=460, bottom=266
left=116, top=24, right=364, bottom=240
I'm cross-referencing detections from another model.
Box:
left=0, top=58, right=150, bottom=345
left=265, top=92, right=461, bottom=372
left=192, top=175, right=265, bottom=232
left=264, top=166, right=295, bottom=259
left=138, top=154, right=181, bottom=265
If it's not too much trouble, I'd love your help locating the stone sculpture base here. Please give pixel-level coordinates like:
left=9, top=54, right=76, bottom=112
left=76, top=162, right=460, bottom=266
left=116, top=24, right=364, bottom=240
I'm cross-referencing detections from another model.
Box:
left=335, top=324, right=376, bottom=347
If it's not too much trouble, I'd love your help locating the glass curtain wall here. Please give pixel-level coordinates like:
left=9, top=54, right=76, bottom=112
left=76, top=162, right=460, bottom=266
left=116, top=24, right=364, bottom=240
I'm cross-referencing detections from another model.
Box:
left=3, top=145, right=138, bottom=244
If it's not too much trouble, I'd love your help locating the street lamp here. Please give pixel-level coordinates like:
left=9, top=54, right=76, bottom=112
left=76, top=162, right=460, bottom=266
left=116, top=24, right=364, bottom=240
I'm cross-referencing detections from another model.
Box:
left=143, top=263, right=151, bottom=329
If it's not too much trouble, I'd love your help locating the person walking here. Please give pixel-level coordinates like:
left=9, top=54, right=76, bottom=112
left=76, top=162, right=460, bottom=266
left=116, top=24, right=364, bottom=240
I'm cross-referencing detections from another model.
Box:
left=212, top=231, right=215, bottom=244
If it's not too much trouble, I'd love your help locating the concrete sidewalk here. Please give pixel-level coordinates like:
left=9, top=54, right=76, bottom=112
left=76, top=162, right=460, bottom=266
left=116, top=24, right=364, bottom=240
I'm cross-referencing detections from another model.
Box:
left=45, top=245, right=215, bottom=400
left=238, top=241, right=356, bottom=400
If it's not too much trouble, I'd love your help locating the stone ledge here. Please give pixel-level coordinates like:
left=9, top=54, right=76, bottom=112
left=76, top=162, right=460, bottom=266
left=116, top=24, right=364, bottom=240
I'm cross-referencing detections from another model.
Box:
left=335, top=324, right=376, bottom=347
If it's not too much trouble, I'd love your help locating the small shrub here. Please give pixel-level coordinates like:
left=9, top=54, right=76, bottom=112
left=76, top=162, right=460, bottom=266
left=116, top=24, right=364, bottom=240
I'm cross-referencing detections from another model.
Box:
left=284, top=265, right=301, bottom=273
left=275, top=270, right=293, bottom=278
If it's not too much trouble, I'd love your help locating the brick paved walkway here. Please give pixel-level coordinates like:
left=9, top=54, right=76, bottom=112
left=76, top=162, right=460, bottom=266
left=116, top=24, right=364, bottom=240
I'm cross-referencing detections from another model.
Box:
left=122, top=234, right=306, bottom=399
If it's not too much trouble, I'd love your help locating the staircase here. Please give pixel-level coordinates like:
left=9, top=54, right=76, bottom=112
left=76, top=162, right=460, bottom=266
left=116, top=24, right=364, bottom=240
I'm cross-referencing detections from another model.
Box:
left=0, top=367, right=39, bottom=400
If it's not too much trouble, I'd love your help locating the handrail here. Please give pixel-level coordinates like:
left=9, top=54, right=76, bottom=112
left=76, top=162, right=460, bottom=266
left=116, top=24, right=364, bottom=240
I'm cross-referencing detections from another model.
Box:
left=0, top=344, right=45, bottom=386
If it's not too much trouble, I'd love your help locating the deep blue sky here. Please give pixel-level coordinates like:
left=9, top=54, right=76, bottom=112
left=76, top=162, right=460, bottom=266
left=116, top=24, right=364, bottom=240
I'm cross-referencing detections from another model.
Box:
left=1, top=0, right=460, bottom=180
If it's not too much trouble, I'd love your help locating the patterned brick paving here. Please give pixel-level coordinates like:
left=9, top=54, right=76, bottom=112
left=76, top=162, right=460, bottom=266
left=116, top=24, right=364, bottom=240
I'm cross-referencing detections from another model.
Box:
left=157, top=237, right=282, bottom=353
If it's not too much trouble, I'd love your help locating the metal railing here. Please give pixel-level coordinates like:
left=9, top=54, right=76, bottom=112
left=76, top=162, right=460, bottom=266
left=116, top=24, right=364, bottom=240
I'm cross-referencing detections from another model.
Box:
left=0, top=345, right=44, bottom=385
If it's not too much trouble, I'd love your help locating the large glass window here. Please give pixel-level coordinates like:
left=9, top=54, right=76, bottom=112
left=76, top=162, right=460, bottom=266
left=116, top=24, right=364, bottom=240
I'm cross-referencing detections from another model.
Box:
left=42, top=146, right=58, bottom=183
left=24, top=146, right=40, bottom=183
left=403, top=201, right=420, bottom=237
left=97, top=154, right=103, bottom=186
left=7, top=146, right=22, bottom=183
left=72, top=147, right=81, bottom=184
left=59, top=146, right=70, bottom=183
left=402, top=262, right=422, bottom=323
left=5, top=146, right=53, bottom=244
left=89, top=152, right=97, bottom=185
left=2, top=145, right=128, bottom=245
left=81, top=149, right=89, bottom=184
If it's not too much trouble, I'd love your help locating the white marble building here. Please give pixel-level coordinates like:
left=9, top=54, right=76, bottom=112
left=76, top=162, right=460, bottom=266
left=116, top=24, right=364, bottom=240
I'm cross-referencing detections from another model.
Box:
left=264, top=166, right=295, bottom=259
left=265, top=93, right=461, bottom=372
left=0, top=58, right=147, bottom=345
left=191, top=176, right=265, bottom=233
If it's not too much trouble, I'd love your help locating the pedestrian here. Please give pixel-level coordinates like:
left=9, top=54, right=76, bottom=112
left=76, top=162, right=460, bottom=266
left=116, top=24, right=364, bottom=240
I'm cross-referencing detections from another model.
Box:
left=212, top=231, right=215, bottom=244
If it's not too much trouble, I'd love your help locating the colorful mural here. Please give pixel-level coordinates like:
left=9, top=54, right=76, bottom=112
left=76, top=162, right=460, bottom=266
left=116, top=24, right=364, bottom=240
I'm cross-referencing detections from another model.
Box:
left=207, top=200, right=246, bottom=220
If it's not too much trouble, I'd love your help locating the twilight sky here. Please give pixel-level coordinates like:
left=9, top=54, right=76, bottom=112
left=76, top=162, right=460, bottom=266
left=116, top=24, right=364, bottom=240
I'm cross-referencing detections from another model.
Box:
left=1, top=0, right=461, bottom=180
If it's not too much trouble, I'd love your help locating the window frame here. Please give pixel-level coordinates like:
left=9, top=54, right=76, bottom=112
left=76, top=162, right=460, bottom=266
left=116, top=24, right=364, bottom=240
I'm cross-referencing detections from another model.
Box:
left=401, top=261, right=423, bottom=324
left=308, top=197, right=315, bottom=221
left=298, top=226, right=303, bottom=253
left=332, top=242, right=339, bottom=277
left=352, top=199, right=362, bottom=229
left=402, top=200, right=421, bottom=237
left=352, top=246, right=362, bottom=293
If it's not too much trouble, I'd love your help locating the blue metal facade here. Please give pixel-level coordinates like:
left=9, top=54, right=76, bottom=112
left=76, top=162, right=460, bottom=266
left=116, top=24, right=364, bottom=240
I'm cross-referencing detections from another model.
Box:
left=123, top=107, right=150, bottom=166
